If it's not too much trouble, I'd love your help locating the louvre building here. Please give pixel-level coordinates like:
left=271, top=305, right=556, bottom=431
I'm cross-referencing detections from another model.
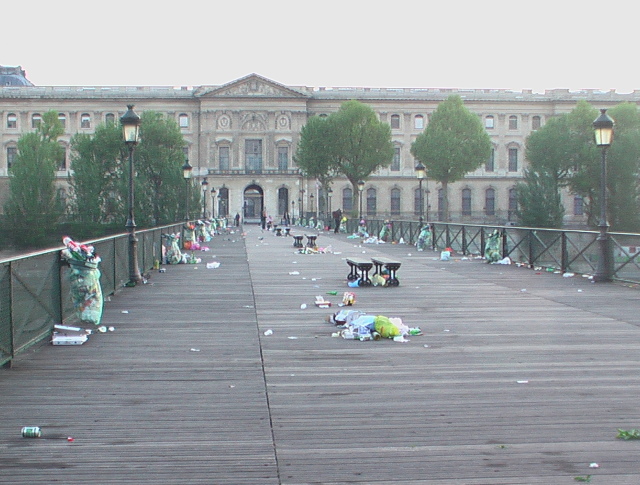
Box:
left=2, top=65, right=639, bottom=225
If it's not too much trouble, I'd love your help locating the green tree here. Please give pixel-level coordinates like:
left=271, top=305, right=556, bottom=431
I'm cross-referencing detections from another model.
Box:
left=294, top=115, right=338, bottom=213
left=332, top=101, right=394, bottom=212
left=518, top=114, right=578, bottom=227
left=69, top=111, right=188, bottom=230
left=69, top=121, right=126, bottom=225
left=4, top=111, right=65, bottom=247
left=296, top=100, right=394, bottom=215
left=599, top=103, right=640, bottom=232
left=411, top=95, right=491, bottom=221
left=134, top=111, right=188, bottom=226
left=515, top=171, right=565, bottom=227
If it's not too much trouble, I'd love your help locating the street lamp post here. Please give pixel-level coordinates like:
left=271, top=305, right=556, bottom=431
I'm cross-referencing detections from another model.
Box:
left=210, top=187, right=216, bottom=219
left=291, top=200, right=295, bottom=225
left=201, top=177, right=209, bottom=219
left=357, top=180, right=365, bottom=221
left=182, top=158, right=193, bottom=221
left=593, top=108, right=615, bottom=283
left=327, top=187, right=333, bottom=219
left=415, top=162, right=426, bottom=226
left=120, top=105, right=143, bottom=285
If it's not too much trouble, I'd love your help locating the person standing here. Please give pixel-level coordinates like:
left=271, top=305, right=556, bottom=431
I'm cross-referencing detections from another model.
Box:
left=234, top=213, right=240, bottom=226
left=261, top=209, right=267, bottom=230
left=333, top=208, right=342, bottom=234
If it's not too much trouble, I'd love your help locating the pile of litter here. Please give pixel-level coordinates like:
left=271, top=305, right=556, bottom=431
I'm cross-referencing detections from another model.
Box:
left=329, top=309, right=421, bottom=342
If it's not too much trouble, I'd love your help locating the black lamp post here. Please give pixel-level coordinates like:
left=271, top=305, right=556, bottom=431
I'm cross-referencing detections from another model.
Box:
left=327, top=187, right=333, bottom=218
left=415, top=161, right=426, bottom=226
left=291, top=200, right=295, bottom=224
left=357, top=180, right=365, bottom=220
left=593, top=108, right=615, bottom=282
left=201, top=177, right=209, bottom=219
left=210, top=187, right=216, bottom=218
left=120, top=105, right=142, bottom=285
left=182, top=158, right=193, bottom=221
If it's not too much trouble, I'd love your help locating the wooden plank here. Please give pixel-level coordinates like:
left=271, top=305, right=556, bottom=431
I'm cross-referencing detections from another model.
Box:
left=1, top=226, right=640, bottom=484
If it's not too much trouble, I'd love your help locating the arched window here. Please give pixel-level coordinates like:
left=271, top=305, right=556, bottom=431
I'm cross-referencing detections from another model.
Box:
left=342, top=187, right=353, bottom=212
left=390, top=114, right=400, bottom=129
left=218, top=186, right=229, bottom=217
left=532, top=115, right=541, bottom=130
left=58, top=113, right=66, bottom=129
left=32, top=113, right=42, bottom=128
left=414, top=115, right=424, bottom=130
left=485, top=188, right=495, bottom=216
left=105, top=113, right=116, bottom=124
left=179, top=113, right=189, bottom=128
left=462, top=188, right=472, bottom=216
left=485, top=115, right=494, bottom=129
left=366, top=188, right=377, bottom=216
left=278, top=187, right=289, bottom=217
left=7, top=113, right=17, bottom=129
left=508, top=115, right=518, bottom=130
left=390, top=188, right=401, bottom=216
left=80, top=113, right=91, bottom=129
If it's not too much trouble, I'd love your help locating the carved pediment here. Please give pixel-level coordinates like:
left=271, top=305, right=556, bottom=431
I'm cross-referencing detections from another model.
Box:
left=196, top=74, right=309, bottom=99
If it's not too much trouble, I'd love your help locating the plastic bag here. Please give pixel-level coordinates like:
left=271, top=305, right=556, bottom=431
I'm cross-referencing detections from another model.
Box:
left=374, top=315, right=402, bottom=338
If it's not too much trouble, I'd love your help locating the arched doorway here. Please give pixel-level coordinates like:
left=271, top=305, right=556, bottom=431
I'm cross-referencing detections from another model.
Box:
left=243, top=184, right=263, bottom=224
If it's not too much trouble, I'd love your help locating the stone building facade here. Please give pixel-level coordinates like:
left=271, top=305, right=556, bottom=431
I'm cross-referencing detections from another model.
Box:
left=2, top=66, right=639, bottom=225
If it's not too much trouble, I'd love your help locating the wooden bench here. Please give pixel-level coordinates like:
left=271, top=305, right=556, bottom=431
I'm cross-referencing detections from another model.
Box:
left=346, top=258, right=373, bottom=286
left=371, top=257, right=401, bottom=287
left=292, top=235, right=304, bottom=248
left=305, top=234, right=318, bottom=248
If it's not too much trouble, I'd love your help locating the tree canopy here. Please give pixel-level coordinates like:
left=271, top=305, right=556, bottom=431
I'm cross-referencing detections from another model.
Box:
left=4, top=111, right=65, bottom=247
left=411, top=95, right=491, bottom=221
left=295, top=100, right=394, bottom=214
left=69, top=111, right=190, bottom=230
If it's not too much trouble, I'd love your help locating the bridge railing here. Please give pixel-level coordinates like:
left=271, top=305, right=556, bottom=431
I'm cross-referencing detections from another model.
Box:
left=0, top=222, right=185, bottom=367
left=348, top=219, right=640, bottom=284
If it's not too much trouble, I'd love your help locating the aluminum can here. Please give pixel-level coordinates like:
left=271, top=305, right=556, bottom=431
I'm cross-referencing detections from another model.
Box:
left=21, top=426, right=41, bottom=438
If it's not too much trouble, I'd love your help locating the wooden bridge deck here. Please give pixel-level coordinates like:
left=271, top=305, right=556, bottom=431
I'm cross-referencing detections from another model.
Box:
left=2, top=226, right=640, bottom=484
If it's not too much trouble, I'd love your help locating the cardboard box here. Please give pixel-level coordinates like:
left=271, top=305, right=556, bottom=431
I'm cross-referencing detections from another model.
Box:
left=51, top=334, right=88, bottom=345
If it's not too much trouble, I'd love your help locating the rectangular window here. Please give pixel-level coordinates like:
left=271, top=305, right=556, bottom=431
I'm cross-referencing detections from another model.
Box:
left=278, top=146, right=288, bottom=171
left=81, top=114, right=91, bottom=129
left=508, top=116, right=518, bottom=130
left=532, top=116, right=541, bottom=130
left=390, top=188, right=401, bottom=215
left=485, top=148, right=495, bottom=172
left=219, top=146, right=230, bottom=170
left=391, top=147, right=400, bottom=171
left=245, top=139, right=262, bottom=172
left=7, top=114, right=17, bottom=129
left=414, top=115, right=424, bottom=130
left=508, top=148, right=518, bottom=172
left=574, top=195, right=584, bottom=216
left=7, top=147, right=17, bottom=169
left=390, top=114, right=400, bottom=129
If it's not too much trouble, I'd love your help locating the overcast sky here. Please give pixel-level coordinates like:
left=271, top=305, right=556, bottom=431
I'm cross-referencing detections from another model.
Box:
left=4, top=0, right=638, bottom=93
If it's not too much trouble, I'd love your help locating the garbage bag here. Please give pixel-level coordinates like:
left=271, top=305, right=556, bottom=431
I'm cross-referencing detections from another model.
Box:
left=67, top=262, right=104, bottom=325
left=374, top=315, right=402, bottom=338
left=61, top=237, right=103, bottom=326
left=417, top=225, right=432, bottom=251
left=484, top=230, right=501, bottom=263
